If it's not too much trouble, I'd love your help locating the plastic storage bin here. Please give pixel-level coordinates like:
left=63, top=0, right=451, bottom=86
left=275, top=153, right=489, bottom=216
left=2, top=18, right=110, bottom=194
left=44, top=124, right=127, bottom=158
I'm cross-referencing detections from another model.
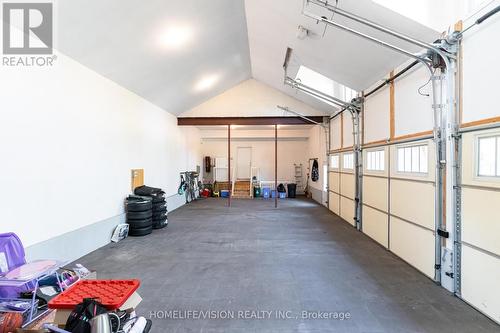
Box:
left=262, top=187, right=271, bottom=199
left=279, top=192, right=286, bottom=199
left=49, top=279, right=140, bottom=310
left=221, top=190, right=230, bottom=198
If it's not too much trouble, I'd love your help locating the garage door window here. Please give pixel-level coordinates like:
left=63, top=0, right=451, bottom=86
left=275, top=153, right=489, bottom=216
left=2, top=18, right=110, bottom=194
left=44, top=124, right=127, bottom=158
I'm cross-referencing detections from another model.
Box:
left=330, top=155, right=339, bottom=169
left=366, top=150, right=385, bottom=171
left=477, top=135, right=500, bottom=177
left=397, top=144, right=428, bottom=174
left=343, top=153, right=354, bottom=170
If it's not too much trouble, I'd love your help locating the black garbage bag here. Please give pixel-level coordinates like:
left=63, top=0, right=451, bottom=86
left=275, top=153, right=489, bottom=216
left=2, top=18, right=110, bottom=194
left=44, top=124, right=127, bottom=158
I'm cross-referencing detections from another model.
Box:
left=277, top=183, right=286, bottom=193
left=134, top=185, right=164, bottom=196
left=65, top=298, right=108, bottom=333
left=311, top=159, right=319, bottom=182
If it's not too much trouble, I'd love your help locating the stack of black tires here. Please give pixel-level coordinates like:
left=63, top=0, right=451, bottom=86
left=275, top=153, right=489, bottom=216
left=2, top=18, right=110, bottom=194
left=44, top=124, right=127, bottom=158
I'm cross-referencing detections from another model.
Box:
left=134, top=185, right=168, bottom=229
left=126, top=196, right=153, bottom=236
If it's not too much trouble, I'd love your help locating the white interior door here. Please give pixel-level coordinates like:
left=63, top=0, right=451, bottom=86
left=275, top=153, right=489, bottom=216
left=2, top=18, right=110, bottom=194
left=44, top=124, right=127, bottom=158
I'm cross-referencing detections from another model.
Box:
left=236, top=147, right=252, bottom=179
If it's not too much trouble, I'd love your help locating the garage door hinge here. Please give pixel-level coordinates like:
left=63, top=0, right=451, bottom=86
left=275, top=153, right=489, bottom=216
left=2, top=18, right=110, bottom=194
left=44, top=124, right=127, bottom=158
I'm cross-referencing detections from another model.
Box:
left=445, top=271, right=454, bottom=278
left=437, top=229, right=449, bottom=238
left=435, top=264, right=441, bottom=270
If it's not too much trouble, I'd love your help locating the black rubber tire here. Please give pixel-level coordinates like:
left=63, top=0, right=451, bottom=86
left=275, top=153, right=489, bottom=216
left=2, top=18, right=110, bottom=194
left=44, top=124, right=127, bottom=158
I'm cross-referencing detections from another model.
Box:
left=153, top=221, right=168, bottom=230
left=127, top=218, right=153, bottom=229
left=152, top=206, right=167, bottom=213
left=153, top=215, right=167, bottom=222
left=153, top=206, right=167, bottom=213
left=127, top=210, right=152, bottom=220
left=127, top=200, right=152, bottom=212
left=152, top=212, right=167, bottom=220
left=151, top=195, right=166, bottom=204
left=153, top=216, right=168, bottom=229
left=128, top=225, right=153, bottom=236
left=153, top=201, right=166, bottom=208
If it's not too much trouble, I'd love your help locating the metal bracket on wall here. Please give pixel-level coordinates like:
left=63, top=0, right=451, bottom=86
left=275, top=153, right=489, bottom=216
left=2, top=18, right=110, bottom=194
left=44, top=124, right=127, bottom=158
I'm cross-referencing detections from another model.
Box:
left=437, top=229, right=450, bottom=238
left=453, top=134, right=463, bottom=297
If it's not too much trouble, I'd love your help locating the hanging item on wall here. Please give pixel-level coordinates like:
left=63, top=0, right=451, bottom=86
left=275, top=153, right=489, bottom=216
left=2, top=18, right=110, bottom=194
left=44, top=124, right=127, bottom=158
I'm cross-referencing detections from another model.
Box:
left=205, top=156, right=211, bottom=173
left=311, top=159, right=319, bottom=182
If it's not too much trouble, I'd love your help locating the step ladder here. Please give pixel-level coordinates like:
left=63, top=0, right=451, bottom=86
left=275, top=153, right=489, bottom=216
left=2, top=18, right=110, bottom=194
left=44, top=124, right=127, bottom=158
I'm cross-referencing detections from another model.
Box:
left=294, top=164, right=303, bottom=192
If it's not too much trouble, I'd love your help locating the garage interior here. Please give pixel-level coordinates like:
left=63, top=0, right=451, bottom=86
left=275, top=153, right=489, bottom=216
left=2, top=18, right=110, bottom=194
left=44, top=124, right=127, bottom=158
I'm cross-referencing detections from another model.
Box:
left=1, top=0, right=500, bottom=332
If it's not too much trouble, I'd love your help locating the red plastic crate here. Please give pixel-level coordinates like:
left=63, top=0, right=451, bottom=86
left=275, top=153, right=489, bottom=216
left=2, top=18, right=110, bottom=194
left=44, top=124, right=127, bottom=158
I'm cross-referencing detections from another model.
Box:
left=48, top=279, right=140, bottom=310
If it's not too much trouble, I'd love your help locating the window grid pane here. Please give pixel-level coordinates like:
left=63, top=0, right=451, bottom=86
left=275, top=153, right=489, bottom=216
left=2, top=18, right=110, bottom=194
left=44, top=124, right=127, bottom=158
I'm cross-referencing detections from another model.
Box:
left=343, top=153, right=354, bottom=170
left=478, top=137, right=496, bottom=176
left=366, top=150, right=385, bottom=171
left=404, top=147, right=412, bottom=172
left=398, top=148, right=405, bottom=171
left=411, top=146, right=419, bottom=172
left=330, top=155, right=339, bottom=169
left=397, top=144, right=429, bottom=174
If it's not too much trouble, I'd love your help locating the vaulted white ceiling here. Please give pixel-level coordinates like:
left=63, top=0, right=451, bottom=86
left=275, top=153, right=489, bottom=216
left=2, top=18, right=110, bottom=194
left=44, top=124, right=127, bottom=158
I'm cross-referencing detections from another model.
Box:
left=56, top=0, right=440, bottom=116
left=57, top=0, right=252, bottom=115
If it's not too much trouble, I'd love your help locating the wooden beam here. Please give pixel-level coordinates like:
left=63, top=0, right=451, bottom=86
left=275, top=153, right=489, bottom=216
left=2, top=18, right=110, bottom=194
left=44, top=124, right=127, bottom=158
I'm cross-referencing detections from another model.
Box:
left=392, top=130, right=433, bottom=141
left=461, top=116, right=500, bottom=128
left=177, top=116, right=324, bottom=126
left=329, top=146, right=354, bottom=154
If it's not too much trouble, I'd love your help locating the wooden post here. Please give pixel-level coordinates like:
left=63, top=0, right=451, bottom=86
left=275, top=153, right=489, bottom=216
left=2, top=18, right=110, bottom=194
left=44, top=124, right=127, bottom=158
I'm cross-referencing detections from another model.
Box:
left=389, top=70, right=395, bottom=140
left=275, top=124, right=278, bottom=208
left=228, top=124, right=231, bottom=207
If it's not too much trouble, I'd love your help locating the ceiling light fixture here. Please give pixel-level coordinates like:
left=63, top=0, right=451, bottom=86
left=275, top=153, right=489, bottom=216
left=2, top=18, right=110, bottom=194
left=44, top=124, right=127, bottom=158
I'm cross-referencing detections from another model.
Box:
left=194, top=74, right=220, bottom=92
left=159, top=25, right=193, bottom=50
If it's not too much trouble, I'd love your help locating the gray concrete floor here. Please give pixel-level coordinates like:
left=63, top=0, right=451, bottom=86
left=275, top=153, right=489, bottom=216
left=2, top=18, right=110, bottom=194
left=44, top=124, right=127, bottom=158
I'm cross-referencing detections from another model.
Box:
left=78, top=197, right=499, bottom=332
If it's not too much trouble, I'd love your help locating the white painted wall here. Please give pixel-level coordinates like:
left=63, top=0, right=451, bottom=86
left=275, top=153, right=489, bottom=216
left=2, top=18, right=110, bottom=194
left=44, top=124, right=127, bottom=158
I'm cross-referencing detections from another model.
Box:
left=199, top=127, right=309, bottom=183
left=0, top=51, right=200, bottom=251
left=200, top=135, right=308, bottom=184
left=180, top=78, right=327, bottom=117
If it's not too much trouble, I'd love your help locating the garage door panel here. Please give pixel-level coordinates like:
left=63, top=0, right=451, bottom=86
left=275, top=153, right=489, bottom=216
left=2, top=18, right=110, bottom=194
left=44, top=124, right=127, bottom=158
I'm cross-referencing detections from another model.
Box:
left=462, top=188, right=500, bottom=256
left=390, top=217, right=435, bottom=278
left=364, top=87, right=390, bottom=143
left=363, top=176, right=388, bottom=211
left=391, top=179, right=434, bottom=230
left=363, top=205, right=388, bottom=248
left=329, top=192, right=340, bottom=216
left=329, top=172, right=340, bottom=193
left=340, top=173, right=355, bottom=199
left=462, top=245, right=500, bottom=324
left=340, top=197, right=355, bottom=226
